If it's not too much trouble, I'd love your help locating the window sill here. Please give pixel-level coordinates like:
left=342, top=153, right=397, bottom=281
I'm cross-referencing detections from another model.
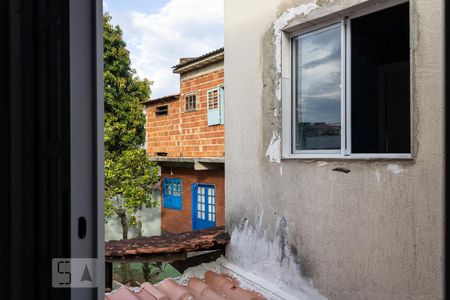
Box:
left=281, top=153, right=413, bottom=161
left=163, top=207, right=182, bottom=211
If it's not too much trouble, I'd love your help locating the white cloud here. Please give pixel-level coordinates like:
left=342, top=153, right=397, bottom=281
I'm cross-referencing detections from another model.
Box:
left=118, top=0, right=223, bottom=98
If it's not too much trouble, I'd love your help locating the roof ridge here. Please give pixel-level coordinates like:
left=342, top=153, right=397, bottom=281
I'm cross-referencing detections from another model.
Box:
left=141, top=93, right=180, bottom=105
left=172, top=47, right=224, bottom=70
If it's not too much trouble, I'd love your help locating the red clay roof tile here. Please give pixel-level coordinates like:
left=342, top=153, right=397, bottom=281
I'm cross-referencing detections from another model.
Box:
left=187, top=277, right=226, bottom=300
left=105, top=227, right=229, bottom=259
left=204, top=271, right=265, bottom=300
left=105, top=271, right=265, bottom=300
left=158, top=279, right=195, bottom=300
left=141, top=282, right=170, bottom=300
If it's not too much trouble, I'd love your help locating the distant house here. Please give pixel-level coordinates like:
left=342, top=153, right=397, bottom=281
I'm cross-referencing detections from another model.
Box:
left=143, top=48, right=225, bottom=234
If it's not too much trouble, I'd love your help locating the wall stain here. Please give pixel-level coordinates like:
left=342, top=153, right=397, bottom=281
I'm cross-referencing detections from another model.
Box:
left=332, top=167, right=351, bottom=174
left=226, top=216, right=326, bottom=299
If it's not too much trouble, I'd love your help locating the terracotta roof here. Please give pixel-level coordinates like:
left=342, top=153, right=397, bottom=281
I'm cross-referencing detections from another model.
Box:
left=141, top=94, right=180, bottom=106
left=105, top=227, right=229, bottom=259
left=172, top=48, right=224, bottom=74
left=105, top=270, right=266, bottom=300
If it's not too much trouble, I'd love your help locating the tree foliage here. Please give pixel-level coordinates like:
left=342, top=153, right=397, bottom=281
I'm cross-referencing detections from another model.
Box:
left=103, top=14, right=160, bottom=239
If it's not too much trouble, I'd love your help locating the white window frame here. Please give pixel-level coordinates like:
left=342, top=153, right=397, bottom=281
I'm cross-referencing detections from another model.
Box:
left=207, top=87, right=223, bottom=126
left=185, top=92, right=197, bottom=112
left=207, top=88, right=220, bottom=110
left=281, top=0, right=412, bottom=160
left=219, top=84, right=225, bottom=125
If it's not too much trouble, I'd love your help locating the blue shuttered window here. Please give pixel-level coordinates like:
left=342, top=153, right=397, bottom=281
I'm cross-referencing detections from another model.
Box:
left=163, top=178, right=182, bottom=210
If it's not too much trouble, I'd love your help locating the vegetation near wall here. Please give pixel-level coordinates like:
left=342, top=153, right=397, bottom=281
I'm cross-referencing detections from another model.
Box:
left=103, top=13, right=160, bottom=240
left=104, top=13, right=163, bottom=285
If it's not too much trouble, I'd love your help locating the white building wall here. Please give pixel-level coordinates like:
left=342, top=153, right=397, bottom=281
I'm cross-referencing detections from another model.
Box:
left=224, top=0, right=444, bottom=299
left=105, top=190, right=162, bottom=241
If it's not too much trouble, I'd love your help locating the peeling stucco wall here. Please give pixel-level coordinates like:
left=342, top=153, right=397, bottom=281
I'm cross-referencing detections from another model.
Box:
left=226, top=216, right=326, bottom=299
left=273, top=0, right=319, bottom=100
left=225, top=0, right=444, bottom=299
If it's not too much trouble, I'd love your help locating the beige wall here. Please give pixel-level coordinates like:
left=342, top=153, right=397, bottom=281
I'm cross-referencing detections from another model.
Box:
left=224, top=0, right=444, bottom=299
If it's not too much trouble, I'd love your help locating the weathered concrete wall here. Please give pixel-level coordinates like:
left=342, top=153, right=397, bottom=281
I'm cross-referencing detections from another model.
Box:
left=224, top=0, right=443, bottom=299
left=105, top=205, right=161, bottom=241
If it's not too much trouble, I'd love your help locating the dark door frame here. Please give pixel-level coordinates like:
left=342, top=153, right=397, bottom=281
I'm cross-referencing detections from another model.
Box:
left=5, top=0, right=104, bottom=299
left=446, top=0, right=450, bottom=297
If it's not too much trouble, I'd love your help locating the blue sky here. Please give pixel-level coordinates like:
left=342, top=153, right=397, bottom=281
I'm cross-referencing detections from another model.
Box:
left=104, top=0, right=224, bottom=99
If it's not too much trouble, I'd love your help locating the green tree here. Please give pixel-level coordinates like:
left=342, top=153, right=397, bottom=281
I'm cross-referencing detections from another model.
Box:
left=104, top=13, right=160, bottom=240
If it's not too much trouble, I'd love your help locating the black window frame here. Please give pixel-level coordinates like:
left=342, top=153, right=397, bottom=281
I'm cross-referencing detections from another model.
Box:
left=155, top=105, right=169, bottom=116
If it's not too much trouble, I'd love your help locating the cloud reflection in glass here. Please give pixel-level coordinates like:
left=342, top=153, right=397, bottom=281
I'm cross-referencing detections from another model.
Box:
left=293, top=25, right=341, bottom=151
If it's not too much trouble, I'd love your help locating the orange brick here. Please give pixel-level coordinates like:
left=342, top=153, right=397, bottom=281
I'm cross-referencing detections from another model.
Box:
left=145, top=66, right=224, bottom=158
left=160, top=168, right=224, bottom=233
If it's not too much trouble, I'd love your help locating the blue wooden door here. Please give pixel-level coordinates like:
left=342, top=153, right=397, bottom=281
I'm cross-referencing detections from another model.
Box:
left=192, top=184, right=216, bottom=230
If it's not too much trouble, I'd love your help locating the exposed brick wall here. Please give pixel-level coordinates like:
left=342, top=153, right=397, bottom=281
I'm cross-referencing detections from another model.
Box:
left=161, top=167, right=225, bottom=233
left=145, top=68, right=224, bottom=158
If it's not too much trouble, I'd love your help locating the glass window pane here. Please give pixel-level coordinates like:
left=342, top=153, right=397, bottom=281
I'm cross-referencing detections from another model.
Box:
left=294, top=25, right=342, bottom=151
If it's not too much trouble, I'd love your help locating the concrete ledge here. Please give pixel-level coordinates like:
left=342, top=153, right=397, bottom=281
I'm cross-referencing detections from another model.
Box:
left=149, top=157, right=224, bottom=169
left=149, top=156, right=224, bottom=164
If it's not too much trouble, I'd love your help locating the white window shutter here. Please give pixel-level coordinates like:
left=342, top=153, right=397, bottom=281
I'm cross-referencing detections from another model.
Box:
left=219, top=87, right=225, bottom=124
left=207, top=88, right=221, bottom=126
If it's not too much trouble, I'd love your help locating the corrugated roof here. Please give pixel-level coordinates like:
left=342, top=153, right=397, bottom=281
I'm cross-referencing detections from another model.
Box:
left=105, top=270, right=266, bottom=300
left=172, top=48, right=224, bottom=73
left=141, top=94, right=180, bottom=106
